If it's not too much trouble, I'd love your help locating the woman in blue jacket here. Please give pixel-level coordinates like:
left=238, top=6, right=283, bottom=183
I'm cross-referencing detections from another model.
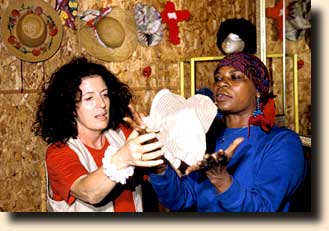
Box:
left=149, top=52, right=307, bottom=212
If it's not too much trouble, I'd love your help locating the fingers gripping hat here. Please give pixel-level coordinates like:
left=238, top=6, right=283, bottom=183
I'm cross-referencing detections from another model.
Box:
left=144, top=89, right=217, bottom=167
left=1, top=0, right=63, bottom=62
left=216, top=18, right=256, bottom=54
left=215, top=52, right=270, bottom=102
left=79, top=6, right=137, bottom=62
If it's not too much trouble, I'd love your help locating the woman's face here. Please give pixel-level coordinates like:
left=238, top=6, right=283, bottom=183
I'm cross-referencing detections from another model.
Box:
left=75, top=75, right=110, bottom=134
left=213, top=66, right=257, bottom=116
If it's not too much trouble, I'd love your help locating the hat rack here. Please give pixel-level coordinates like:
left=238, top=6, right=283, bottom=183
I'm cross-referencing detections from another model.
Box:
left=178, top=53, right=303, bottom=137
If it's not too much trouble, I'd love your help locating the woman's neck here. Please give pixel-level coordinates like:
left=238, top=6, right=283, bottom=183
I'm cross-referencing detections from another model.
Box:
left=224, top=113, right=251, bottom=128
left=78, top=131, right=105, bottom=149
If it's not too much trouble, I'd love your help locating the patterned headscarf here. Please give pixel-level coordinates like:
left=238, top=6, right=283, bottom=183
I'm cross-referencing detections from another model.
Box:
left=215, top=52, right=270, bottom=102
left=214, top=52, right=275, bottom=134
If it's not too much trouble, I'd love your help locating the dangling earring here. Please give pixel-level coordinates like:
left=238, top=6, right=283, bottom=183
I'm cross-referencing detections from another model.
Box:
left=252, top=92, right=263, bottom=116
left=216, top=110, right=223, bottom=119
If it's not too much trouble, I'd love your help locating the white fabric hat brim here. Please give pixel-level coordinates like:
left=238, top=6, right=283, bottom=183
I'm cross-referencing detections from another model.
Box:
left=146, top=89, right=217, bottom=166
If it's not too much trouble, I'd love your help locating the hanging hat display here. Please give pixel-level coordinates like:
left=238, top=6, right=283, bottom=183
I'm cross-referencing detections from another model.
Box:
left=285, top=0, right=311, bottom=41
left=78, top=6, right=137, bottom=62
left=134, top=3, right=164, bottom=47
left=1, top=0, right=63, bottom=62
left=216, top=18, right=256, bottom=54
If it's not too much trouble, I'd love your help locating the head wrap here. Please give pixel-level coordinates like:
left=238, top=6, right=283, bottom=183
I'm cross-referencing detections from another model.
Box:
left=215, top=52, right=270, bottom=103
left=214, top=52, right=275, bottom=134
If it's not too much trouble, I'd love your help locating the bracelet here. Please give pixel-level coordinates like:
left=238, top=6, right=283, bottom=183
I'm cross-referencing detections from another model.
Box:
left=102, top=146, right=134, bottom=185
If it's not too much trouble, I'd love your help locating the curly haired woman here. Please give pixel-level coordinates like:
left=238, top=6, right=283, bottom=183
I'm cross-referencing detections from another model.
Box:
left=33, top=57, right=164, bottom=212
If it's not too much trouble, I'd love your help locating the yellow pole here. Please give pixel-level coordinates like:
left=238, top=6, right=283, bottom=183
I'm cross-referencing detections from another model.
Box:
left=190, top=58, right=195, bottom=96
left=179, top=61, right=185, bottom=97
left=293, top=54, right=299, bottom=133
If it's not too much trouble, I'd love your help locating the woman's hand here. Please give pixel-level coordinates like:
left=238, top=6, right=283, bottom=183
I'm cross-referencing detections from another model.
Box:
left=185, top=137, right=244, bottom=192
left=110, top=129, right=164, bottom=169
left=123, top=103, right=167, bottom=174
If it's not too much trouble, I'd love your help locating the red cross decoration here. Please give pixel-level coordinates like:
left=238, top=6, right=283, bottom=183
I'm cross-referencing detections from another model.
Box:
left=266, top=0, right=285, bottom=40
left=160, top=1, right=190, bottom=45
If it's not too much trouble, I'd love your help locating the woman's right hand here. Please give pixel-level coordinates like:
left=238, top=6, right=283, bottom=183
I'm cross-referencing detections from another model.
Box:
left=110, top=129, right=165, bottom=170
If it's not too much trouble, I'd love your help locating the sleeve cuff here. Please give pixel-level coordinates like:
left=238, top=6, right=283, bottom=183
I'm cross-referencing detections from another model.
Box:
left=216, top=177, right=244, bottom=210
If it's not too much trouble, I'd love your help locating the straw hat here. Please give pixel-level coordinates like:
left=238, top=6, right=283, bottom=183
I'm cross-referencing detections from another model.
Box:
left=1, top=0, right=63, bottom=62
left=144, top=89, right=217, bottom=167
left=79, top=6, right=137, bottom=62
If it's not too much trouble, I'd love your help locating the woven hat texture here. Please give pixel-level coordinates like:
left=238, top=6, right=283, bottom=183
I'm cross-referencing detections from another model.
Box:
left=145, top=89, right=217, bottom=166
left=79, top=6, right=137, bottom=62
left=1, top=0, right=63, bottom=62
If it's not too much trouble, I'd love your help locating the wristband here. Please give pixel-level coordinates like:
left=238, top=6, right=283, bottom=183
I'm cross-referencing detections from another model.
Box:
left=102, top=146, right=134, bottom=185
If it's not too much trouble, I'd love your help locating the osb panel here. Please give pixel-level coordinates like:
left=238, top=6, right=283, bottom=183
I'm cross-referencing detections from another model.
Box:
left=0, top=0, right=311, bottom=212
left=265, top=0, right=311, bottom=135
left=0, top=94, right=46, bottom=212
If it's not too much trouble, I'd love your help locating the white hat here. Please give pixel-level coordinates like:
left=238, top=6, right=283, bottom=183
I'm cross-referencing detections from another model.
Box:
left=145, top=89, right=217, bottom=167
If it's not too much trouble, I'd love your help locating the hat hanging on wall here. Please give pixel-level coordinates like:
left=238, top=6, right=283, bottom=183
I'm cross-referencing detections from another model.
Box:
left=78, top=6, right=137, bottom=62
left=1, top=0, right=63, bottom=62
left=216, top=18, right=256, bottom=54
left=285, top=0, right=311, bottom=41
left=134, top=3, right=164, bottom=47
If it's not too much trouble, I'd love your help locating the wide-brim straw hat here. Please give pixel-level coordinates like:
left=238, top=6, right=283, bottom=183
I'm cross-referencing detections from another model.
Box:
left=1, top=0, right=63, bottom=62
left=144, top=89, right=217, bottom=166
left=79, top=6, right=137, bottom=62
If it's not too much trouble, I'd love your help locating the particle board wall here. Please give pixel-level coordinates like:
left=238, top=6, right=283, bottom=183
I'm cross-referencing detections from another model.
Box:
left=0, top=0, right=311, bottom=211
left=265, top=0, right=311, bottom=135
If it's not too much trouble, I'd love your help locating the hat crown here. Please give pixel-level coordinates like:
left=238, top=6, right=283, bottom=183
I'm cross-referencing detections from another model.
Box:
left=16, top=13, right=47, bottom=47
left=222, top=33, right=245, bottom=54
left=96, top=17, right=125, bottom=48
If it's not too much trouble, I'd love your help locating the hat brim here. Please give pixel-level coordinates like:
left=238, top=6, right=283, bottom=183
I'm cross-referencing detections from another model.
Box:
left=79, top=6, right=137, bottom=62
left=1, top=0, right=63, bottom=62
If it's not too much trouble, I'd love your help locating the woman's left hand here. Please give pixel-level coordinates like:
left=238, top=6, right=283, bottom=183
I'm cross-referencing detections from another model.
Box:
left=185, top=137, right=244, bottom=192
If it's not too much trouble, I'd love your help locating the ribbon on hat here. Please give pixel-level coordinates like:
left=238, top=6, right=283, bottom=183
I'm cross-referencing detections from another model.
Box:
left=83, top=7, right=112, bottom=27
left=79, top=7, right=113, bottom=48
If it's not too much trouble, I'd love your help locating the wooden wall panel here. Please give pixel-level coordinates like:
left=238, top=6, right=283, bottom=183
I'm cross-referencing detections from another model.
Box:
left=0, top=0, right=310, bottom=211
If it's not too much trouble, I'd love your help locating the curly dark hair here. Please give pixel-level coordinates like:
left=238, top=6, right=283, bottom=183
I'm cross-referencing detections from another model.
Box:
left=32, top=57, right=133, bottom=145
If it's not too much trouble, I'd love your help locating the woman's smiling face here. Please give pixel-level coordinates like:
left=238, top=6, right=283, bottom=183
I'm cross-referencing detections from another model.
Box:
left=213, top=66, right=257, bottom=116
